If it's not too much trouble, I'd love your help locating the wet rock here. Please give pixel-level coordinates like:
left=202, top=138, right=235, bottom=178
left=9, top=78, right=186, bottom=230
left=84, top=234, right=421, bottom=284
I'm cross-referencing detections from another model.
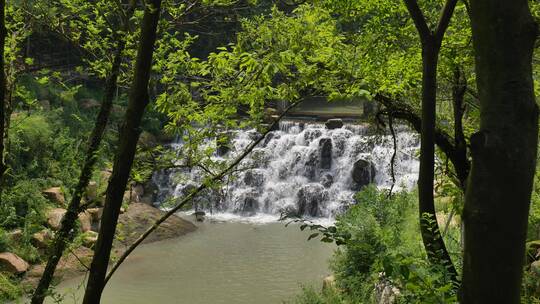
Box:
left=43, top=187, right=65, bottom=206
left=319, top=138, right=332, bottom=169
left=244, top=170, right=265, bottom=187
left=303, top=150, right=319, bottom=180
left=351, top=159, right=376, bottom=189
left=194, top=211, right=206, bottom=222
left=297, top=184, right=327, bottom=217
left=325, top=118, right=343, bottom=130
left=303, top=129, right=323, bottom=143
left=320, top=174, right=334, bottom=188
left=263, top=132, right=275, bottom=147
left=0, top=252, right=29, bottom=274
left=242, top=196, right=259, bottom=216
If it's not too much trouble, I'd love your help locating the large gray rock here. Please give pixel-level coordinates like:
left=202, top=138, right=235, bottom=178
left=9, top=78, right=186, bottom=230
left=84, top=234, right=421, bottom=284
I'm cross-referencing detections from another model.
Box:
left=325, top=119, right=343, bottom=130
left=116, top=203, right=197, bottom=246
left=244, top=170, right=265, bottom=187
left=242, top=197, right=259, bottom=216
left=0, top=252, right=29, bottom=274
left=47, top=208, right=67, bottom=230
left=320, top=173, right=334, bottom=188
left=297, top=184, right=327, bottom=217
left=319, top=138, right=332, bottom=169
left=351, top=159, right=376, bottom=189
left=43, top=187, right=65, bottom=206
left=32, top=230, right=53, bottom=249
left=86, top=181, right=98, bottom=202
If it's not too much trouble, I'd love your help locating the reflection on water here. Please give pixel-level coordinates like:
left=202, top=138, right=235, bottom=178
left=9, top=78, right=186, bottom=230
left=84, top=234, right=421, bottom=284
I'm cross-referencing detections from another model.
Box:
left=48, top=220, right=334, bottom=304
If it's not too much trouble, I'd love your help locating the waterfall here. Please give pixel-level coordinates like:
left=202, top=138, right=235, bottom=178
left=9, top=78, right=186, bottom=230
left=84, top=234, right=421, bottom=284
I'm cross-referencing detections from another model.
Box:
left=152, top=120, right=419, bottom=222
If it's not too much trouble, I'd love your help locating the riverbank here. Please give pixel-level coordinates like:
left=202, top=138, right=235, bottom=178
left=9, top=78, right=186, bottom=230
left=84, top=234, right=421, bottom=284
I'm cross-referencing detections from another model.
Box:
left=22, top=203, right=197, bottom=289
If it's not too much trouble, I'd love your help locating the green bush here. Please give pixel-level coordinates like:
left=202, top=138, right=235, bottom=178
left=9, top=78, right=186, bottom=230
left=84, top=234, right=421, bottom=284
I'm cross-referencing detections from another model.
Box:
left=296, top=186, right=459, bottom=303
left=0, top=273, right=22, bottom=302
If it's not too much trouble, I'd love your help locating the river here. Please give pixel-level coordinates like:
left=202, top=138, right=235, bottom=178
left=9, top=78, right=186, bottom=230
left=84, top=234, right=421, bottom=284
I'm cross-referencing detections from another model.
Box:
left=47, top=220, right=335, bottom=304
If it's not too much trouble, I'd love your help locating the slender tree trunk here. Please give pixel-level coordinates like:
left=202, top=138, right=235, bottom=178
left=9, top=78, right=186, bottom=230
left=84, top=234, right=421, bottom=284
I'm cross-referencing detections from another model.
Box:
left=461, top=0, right=538, bottom=302
left=82, top=1, right=162, bottom=302
left=0, top=0, right=7, bottom=200
left=30, top=31, right=130, bottom=304
left=417, top=39, right=458, bottom=282
left=451, top=67, right=468, bottom=189
left=402, top=0, right=459, bottom=284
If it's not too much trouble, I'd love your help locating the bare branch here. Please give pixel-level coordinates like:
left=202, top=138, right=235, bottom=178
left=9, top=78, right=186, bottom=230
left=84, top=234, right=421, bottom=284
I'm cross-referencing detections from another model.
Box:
left=102, top=99, right=304, bottom=285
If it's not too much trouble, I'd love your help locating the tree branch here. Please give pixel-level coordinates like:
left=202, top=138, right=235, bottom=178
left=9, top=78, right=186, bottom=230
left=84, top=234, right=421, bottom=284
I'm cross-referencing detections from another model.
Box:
left=435, top=0, right=459, bottom=43
left=402, top=0, right=431, bottom=42
left=102, top=99, right=304, bottom=285
left=374, top=93, right=469, bottom=188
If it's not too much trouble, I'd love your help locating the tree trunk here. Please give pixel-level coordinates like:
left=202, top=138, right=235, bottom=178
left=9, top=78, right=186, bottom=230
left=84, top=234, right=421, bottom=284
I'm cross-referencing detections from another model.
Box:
left=30, top=30, right=130, bottom=304
left=0, top=0, right=6, bottom=198
left=461, top=0, right=538, bottom=302
left=451, top=67, right=468, bottom=189
left=82, top=1, right=162, bottom=302
left=418, top=39, right=458, bottom=283
left=402, top=0, right=459, bottom=284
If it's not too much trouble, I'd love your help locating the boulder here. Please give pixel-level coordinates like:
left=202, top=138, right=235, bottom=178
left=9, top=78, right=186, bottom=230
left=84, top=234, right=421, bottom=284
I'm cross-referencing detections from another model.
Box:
left=138, top=131, right=158, bottom=148
left=351, top=159, right=376, bottom=189
left=42, top=187, right=65, bottom=206
left=47, top=208, right=92, bottom=232
left=194, top=211, right=206, bottom=222
left=79, top=98, right=100, bottom=110
left=130, top=184, right=145, bottom=203
left=47, top=208, right=67, bottom=230
left=244, top=170, right=265, bottom=187
left=82, top=231, right=98, bottom=248
left=78, top=212, right=92, bottom=232
left=100, top=170, right=112, bottom=183
left=32, top=230, right=53, bottom=249
left=116, top=203, right=197, bottom=246
left=87, top=208, right=103, bottom=222
left=325, top=118, right=343, bottom=130
left=86, top=181, right=98, bottom=202
left=0, top=252, right=29, bottom=274
left=242, top=197, right=259, bottom=216
left=7, top=229, right=23, bottom=242
left=322, top=275, right=336, bottom=291
left=319, top=138, right=332, bottom=169
left=297, top=184, right=327, bottom=217
left=320, top=174, right=334, bottom=188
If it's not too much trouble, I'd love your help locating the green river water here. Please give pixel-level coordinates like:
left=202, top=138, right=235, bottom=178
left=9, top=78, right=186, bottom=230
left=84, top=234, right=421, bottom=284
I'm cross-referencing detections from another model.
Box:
left=45, top=220, right=335, bottom=304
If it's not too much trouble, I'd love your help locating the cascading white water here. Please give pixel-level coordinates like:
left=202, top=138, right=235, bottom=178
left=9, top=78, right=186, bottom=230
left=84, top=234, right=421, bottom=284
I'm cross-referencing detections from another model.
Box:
left=153, top=121, right=419, bottom=221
